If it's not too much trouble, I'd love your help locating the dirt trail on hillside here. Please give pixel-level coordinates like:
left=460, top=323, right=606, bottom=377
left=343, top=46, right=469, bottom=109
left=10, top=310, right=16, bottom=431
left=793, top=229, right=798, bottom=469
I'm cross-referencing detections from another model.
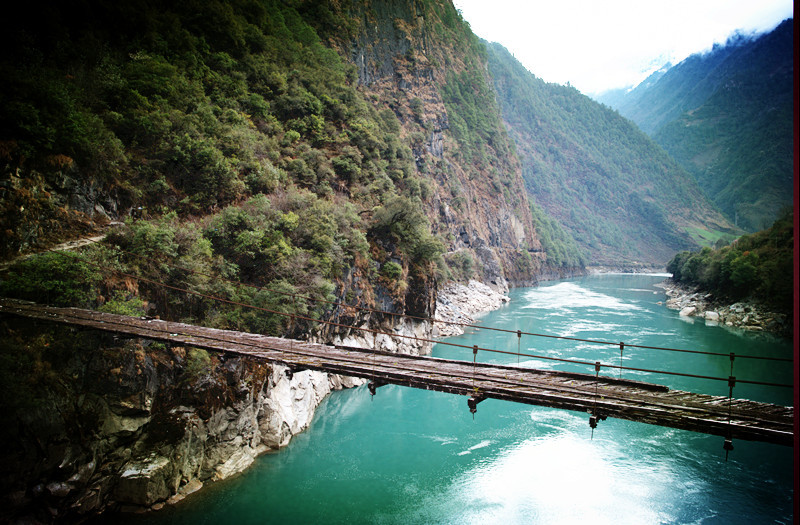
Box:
left=0, top=223, right=123, bottom=272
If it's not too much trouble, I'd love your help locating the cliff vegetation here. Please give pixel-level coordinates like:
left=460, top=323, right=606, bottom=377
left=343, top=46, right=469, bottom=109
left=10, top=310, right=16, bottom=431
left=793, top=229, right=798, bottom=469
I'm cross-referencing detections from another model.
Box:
left=1, top=0, right=547, bottom=343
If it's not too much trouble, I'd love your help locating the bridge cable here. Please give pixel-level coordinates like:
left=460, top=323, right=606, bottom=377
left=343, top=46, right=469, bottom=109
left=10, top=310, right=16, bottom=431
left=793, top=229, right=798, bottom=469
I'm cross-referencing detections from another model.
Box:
left=472, top=345, right=479, bottom=419
left=95, top=244, right=792, bottom=364
left=111, top=245, right=791, bottom=362
left=724, top=353, right=736, bottom=460
left=43, top=249, right=795, bottom=389
left=31, top=249, right=793, bottom=390
left=590, top=361, right=601, bottom=439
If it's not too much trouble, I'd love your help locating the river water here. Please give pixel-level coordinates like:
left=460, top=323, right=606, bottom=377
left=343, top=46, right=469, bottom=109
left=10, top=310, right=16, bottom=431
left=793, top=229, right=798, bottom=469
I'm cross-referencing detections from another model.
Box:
left=127, top=274, right=794, bottom=524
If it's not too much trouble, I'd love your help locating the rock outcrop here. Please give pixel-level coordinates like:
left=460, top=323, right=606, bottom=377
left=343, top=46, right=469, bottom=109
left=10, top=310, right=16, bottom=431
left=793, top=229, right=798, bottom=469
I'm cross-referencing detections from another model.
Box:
left=0, top=322, right=363, bottom=522
left=328, top=0, right=543, bottom=288
left=658, top=279, right=790, bottom=336
left=435, top=280, right=510, bottom=337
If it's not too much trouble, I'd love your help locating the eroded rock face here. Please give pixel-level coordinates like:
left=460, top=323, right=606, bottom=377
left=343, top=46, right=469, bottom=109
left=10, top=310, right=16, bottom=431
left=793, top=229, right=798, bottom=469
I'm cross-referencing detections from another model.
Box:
left=337, top=0, right=543, bottom=288
left=0, top=324, right=366, bottom=522
left=435, top=280, right=510, bottom=337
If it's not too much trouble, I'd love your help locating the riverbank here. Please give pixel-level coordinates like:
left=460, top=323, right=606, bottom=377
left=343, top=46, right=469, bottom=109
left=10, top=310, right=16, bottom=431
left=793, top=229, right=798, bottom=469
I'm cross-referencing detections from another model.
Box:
left=434, top=280, right=510, bottom=337
left=657, top=279, right=791, bottom=337
left=0, top=321, right=368, bottom=522
left=118, top=273, right=794, bottom=525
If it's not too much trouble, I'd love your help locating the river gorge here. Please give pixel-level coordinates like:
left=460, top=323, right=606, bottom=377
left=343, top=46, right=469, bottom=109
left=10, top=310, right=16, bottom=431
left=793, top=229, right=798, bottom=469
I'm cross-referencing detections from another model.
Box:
left=114, top=273, right=793, bottom=524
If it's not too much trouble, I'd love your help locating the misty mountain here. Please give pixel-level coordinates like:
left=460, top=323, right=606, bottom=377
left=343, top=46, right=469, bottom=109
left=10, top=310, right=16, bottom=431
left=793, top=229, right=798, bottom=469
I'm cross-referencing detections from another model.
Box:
left=486, top=42, right=735, bottom=267
left=597, top=19, right=793, bottom=232
left=592, top=63, right=670, bottom=115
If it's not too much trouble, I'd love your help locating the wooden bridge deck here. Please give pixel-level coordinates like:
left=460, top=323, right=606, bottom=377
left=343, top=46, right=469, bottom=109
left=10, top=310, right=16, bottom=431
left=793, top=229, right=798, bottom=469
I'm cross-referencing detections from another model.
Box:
left=0, top=298, right=793, bottom=446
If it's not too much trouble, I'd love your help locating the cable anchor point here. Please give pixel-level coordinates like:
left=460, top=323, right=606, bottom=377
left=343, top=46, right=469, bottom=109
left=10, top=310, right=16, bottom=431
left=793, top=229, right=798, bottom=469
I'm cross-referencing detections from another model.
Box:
left=588, top=411, right=606, bottom=439
left=368, top=380, right=386, bottom=398
left=723, top=437, right=734, bottom=461
left=467, top=394, right=486, bottom=420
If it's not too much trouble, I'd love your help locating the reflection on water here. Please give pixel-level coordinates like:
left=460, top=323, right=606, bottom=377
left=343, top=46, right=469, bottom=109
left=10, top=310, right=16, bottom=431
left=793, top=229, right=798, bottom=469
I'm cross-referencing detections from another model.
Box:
left=123, top=274, right=793, bottom=525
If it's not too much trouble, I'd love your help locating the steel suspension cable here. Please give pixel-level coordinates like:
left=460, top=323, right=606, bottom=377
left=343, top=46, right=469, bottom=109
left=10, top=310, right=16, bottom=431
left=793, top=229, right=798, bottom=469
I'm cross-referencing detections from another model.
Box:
left=38, top=249, right=792, bottom=389
left=95, top=243, right=791, bottom=363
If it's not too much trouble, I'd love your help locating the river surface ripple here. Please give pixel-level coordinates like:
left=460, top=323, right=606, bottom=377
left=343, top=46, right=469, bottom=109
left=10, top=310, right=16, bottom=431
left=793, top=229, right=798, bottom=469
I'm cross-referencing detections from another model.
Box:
left=124, top=274, right=794, bottom=525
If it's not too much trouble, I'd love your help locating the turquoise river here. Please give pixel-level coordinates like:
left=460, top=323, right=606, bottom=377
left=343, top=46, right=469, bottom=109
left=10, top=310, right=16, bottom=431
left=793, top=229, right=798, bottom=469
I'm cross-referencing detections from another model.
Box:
left=123, top=274, right=794, bottom=524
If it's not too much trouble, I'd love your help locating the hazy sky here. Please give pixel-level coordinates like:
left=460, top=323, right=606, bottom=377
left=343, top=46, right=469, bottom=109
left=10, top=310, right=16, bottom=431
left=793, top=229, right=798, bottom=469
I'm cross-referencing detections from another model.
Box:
left=453, top=0, right=793, bottom=95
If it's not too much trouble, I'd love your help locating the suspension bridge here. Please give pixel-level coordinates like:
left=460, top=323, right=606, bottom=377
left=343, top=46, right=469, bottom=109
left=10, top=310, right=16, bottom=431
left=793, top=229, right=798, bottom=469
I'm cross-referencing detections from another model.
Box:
left=0, top=296, right=792, bottom=447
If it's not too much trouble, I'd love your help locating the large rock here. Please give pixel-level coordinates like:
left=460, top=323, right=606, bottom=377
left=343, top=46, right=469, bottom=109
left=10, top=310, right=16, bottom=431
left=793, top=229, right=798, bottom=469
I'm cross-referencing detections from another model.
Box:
left=114, top=456, right=173, bottom=507
left=679, top=306, right=697, bottom=317
left=259, top=368, right=331, bottom=449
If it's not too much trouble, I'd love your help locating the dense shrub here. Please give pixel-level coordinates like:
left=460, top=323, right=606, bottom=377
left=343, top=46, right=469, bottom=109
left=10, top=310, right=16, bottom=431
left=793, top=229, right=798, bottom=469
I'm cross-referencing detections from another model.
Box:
left=0, top=252, right=100, bottom=307
left=369, top=195, right=443, bottom=269
left=666, top=211, right=792, bottom=312
left=380, top=261, right=403, bottom=280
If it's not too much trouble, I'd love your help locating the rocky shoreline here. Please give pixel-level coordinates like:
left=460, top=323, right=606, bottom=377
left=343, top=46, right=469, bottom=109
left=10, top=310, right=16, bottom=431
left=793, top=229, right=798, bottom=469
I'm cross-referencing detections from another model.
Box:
left=434, top=280, right=510, bottom=337
left=657, top=279, right=791, bottom=337
left=1, top=277, right=508, bottom=523
left=0, top=322, right=367, bottom=523
left=0, top=278, right=554, bottom=523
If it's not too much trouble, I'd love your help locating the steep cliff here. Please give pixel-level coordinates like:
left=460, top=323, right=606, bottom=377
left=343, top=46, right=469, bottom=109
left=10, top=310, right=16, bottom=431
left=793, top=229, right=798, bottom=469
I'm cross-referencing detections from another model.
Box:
left=0, top=320, right=362, bottom=521
left=314, top=0, right=543, bottom=289
left=0, top=1, right=542, bottom=520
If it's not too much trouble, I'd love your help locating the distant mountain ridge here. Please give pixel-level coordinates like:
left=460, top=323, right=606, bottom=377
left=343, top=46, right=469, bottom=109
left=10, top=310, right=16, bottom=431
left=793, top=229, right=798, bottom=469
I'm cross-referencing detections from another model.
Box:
left=593, top=63, right=671, bottom=118
left=595, top=32, right=756, bottom=136
left=485, top=42, right=735, bottom=267
left=597, top=19, right=793, bottom=232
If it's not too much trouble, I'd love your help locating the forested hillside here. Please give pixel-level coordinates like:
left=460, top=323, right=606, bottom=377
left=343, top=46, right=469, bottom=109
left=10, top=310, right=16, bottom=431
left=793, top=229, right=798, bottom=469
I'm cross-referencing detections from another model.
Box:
left=485, top=42, right=735, bottom=266
left=0, top=0, right=542, bottom=338
left=0, top=3, right=553, bottom=518
left=595, top=38, right=745, bottom=135
left=667, top=211, right=793, bottom=314
left=598, top=19, right=793, bottom=232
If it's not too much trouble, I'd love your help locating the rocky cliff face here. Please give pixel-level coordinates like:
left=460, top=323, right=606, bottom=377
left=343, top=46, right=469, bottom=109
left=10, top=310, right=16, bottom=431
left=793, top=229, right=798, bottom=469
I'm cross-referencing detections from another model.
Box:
left=0, top=166, right=116, bottom=260
left=0, top=321, right=361, bottom=522
left=320, top=0, right=543, bottom=290
left=0, top=3, right=548, bottom=520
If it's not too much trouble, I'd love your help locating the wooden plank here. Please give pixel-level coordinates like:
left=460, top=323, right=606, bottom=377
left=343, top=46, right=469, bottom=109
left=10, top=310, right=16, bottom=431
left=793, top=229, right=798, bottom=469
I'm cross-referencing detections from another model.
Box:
left=0, top=298, right=792, bottom=446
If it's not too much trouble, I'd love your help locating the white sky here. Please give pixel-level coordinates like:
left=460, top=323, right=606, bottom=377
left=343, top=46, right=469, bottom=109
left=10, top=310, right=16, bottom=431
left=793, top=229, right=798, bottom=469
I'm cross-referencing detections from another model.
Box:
left=453, top=0, right=793, bottom=95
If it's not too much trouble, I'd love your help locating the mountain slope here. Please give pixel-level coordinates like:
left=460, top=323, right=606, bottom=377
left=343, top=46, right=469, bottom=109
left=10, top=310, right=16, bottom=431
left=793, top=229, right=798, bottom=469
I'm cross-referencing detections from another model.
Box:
left=653, top=19, right=794, bottom=231
left=486, top=42, right=736, bottom=266
left=315, top=0, right=543, bottom=285
left=598, top=19, right=793, bottom=232
left=0, top=1, right=550, bottom=519
left=0, top=0, right=547, bottom=356
left=593, top=63, right=670, bottom=114
left=595, top=40, right=744, bottom=136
